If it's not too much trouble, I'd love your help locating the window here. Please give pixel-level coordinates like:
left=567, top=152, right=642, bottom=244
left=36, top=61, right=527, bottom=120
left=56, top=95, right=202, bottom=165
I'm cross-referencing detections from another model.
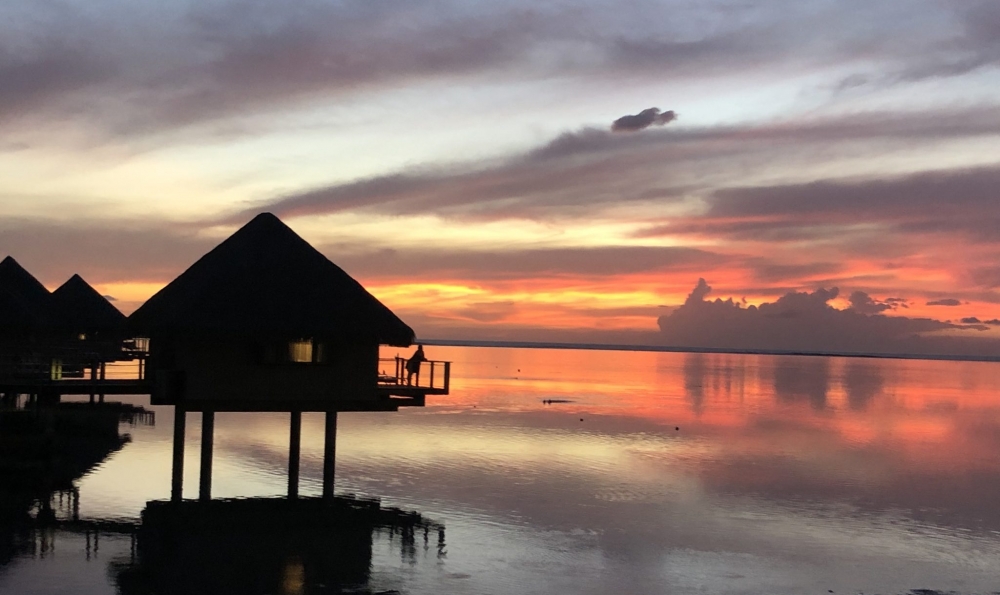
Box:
left=288, top=340, right=313, bottom=363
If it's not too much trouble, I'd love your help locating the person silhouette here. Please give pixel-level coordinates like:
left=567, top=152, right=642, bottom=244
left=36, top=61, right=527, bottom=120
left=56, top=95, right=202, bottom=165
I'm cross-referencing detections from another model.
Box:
left=406, top=344, right=426, bottom=385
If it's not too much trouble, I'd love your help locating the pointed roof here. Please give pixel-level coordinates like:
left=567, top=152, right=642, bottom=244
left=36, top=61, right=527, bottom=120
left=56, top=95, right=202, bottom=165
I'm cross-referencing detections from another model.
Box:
left=128, top=213, right=414, bottom=346
left=50, top=274, right=126, bottom=332
left=0, top=256, right=53, bottom=330
left=0, top=256, right=51, bottom=304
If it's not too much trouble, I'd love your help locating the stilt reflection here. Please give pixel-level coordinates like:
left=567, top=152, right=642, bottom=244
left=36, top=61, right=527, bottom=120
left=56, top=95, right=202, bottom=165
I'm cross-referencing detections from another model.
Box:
left=111, top=496, right=444, bottom=595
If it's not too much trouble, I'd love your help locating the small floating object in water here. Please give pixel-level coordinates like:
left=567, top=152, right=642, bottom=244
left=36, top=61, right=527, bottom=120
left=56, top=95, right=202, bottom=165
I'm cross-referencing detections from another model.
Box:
left=580, top=418, right=584, bottom=421
left=675, top=427, right=679, bottom=431
left=543, top=399, right=573, bottom=404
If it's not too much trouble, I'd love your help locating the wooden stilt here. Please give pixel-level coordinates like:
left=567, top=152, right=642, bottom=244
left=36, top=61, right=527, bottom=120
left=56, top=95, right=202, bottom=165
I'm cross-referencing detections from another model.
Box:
left=89, top=365, right=96, bottom=404
left=98, top=362, right=106, bottom=403
left=199, top=411, right=214, bottom=501
left=322, top=411, right=337, bottom=500
left=171, top=407, right=186, bottom=501
left=288, top=411, right=301, bottom=499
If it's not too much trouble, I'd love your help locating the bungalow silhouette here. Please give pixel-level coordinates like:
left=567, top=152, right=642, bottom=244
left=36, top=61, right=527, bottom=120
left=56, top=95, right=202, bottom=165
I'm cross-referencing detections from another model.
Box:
left=128, top=212, right=431, bottom=411
left=0, top=257, right=131, bottom=388
left=3, top=216, right=447, bottom=501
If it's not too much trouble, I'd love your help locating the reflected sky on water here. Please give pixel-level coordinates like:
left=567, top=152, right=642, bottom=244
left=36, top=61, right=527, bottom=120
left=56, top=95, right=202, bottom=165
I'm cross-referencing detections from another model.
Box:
left=3, top=346, right=1000, bottom=594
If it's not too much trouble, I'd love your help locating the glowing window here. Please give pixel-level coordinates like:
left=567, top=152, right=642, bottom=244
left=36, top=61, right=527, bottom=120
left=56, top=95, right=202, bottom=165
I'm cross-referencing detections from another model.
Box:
left=288, top=340, right=313, bottom=363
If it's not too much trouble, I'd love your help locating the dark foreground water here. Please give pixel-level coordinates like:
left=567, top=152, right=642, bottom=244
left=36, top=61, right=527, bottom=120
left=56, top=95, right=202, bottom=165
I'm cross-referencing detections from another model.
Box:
left=2, top=346, right=1000, bottom=595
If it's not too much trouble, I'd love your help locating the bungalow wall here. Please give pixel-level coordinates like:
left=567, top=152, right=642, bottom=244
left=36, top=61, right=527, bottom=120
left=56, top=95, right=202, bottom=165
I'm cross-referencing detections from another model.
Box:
left=147, top=334, right=378, bottom=407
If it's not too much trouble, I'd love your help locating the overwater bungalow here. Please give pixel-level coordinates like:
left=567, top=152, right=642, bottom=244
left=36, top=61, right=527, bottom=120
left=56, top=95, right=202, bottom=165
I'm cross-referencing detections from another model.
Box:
left=2, top=214, right=448, bottom=502
left=0, top=259, right=136, bottom=391
left=50, top=274, right=132, bottom=381
left=0, top=257, right=58, bottom=384
left=128, top=212, right=437, bottom=411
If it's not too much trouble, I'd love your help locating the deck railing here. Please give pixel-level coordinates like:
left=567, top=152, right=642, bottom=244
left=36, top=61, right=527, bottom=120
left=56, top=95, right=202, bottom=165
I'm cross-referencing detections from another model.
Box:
left=378, top=357, right=450, bottom=393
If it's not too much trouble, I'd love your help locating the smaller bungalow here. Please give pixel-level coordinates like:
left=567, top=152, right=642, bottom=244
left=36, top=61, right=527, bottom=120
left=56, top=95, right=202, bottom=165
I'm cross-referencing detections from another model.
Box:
left=0, top=257, right=57, bottom=381
left=50, top=274, right=130, bottom=380
left=0, top=258, right=131, bottom=386
left=128, top=213, right=415, bottom=411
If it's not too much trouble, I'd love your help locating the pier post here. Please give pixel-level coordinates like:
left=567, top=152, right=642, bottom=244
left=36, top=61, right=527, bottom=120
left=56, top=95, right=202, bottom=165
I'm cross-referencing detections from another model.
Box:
left=171, top=407, right=186, bottom=501
left=89, top=365, right=97, bottom=404
left=98, top=362, right=106, bottom=403
left=288, top=411, right=301, bottom=499
left=322, top=411, right=337, bottom=500
left=199, top=411, right=214, bottom=501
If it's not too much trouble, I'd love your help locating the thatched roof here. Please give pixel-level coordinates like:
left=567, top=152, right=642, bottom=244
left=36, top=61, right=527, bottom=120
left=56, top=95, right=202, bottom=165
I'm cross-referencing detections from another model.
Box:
left=128, top=213, right=414, bottom=346
left=0, top=256, right=52, bottom=331
left=51, top=274, right=126, bottom=333
left=0, top=256, right=51, bottom=304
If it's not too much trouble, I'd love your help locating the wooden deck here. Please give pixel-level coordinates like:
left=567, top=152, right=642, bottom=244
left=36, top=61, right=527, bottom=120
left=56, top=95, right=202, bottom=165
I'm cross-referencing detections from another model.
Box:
left=0, top=379, right=153, bottom=396
left=0, top=358, right=451, bottom=411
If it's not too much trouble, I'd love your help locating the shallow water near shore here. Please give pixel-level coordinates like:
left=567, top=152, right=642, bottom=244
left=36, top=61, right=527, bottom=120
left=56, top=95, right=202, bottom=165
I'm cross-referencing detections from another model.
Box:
left=3, top=345, right=1000, bottom=594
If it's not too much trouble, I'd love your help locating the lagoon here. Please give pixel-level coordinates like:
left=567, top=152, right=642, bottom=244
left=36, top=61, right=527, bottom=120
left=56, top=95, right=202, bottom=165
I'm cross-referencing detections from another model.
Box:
left=2, top=346, right=1000, bottom=594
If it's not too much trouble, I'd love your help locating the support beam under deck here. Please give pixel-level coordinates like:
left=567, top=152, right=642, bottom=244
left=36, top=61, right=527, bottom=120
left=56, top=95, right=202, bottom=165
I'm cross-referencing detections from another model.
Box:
left=288, top=411, right=301, bottom=499
left=199, top=411, right=214, bottom=501
left=322, top=412, right=337, bottom=500
left=171, top=407, right=186, bottom=502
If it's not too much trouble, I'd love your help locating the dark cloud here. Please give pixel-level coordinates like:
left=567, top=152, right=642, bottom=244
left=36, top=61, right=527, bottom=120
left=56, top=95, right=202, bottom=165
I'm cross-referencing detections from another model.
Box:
left=891, top=1, right=1000, bottom=82
left=649, top=165, right=1000, bottom=244
left=1, top=0, right=994, bottom=141
left=751, top=262, right=844, bottom=284
left=966, top=266, right=1000, bottom=289
left=657, top=279, right=997, bottom=357
left=960, top=317, right=982, bottom=324
left=329, top=245, right=724, bottom=281
left=611, top=108, right=677, bottom=132
left=927, top=298, right=962, bottom=307
left=0, top=0, right=799, bottom=137
left=849, top=291, right=894, bottom=315
left=102, top=295, right=118, bottom=302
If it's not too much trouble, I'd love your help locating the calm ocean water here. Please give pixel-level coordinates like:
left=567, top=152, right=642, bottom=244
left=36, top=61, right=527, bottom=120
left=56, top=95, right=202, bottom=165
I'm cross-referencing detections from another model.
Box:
left=3, top=345, right=1000, bottom=594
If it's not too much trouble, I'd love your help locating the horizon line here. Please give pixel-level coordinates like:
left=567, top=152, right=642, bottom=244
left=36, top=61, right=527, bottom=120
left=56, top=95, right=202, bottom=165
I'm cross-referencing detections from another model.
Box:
left=412, top=338, right=1000, bottom=364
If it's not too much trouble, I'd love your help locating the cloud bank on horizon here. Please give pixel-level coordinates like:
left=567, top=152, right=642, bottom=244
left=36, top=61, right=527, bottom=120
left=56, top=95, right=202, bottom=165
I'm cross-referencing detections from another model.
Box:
left=1, top=0, right=1000, bottom=355
left=658, top=279, right=998, bottom=357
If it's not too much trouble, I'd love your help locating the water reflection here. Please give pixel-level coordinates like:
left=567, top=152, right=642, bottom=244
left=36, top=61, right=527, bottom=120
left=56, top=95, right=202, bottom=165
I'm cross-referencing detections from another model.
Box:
left=683, top=353, right=705, bottom=414
left=3, top=347, right=1000, bottom=594
left=843, top=359, right=885, bottom=410
left=0, top=400, right=444, bottom=595
left=772, top=355, right=830, bottom=409
left=112, top=497, right=443, bottom=595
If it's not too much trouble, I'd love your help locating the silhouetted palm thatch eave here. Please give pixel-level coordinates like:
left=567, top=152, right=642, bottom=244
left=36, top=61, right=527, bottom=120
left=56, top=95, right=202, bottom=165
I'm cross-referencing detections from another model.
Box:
left=128, top=213, right=415, bottom=346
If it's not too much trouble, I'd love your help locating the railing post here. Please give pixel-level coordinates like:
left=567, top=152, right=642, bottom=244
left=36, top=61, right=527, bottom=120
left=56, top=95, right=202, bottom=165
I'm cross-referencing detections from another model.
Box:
left=444, top=362, right=450, bottom=392
left=430, top=362, right=435, bottom=388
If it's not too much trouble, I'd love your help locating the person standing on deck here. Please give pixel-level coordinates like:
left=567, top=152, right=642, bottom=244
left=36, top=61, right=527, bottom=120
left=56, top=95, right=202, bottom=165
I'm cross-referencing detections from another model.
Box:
left=406, top=344, right=426, bottom=385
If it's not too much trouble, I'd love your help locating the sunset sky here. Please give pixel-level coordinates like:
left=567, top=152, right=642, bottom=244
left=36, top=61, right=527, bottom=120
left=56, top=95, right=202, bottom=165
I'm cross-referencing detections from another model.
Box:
left=2, top=0, right=1000, bottom=353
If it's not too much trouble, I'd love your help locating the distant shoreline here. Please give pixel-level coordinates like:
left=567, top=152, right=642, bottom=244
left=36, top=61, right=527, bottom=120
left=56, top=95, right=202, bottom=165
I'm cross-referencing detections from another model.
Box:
left=415, top=338, right=1000, bottom=364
